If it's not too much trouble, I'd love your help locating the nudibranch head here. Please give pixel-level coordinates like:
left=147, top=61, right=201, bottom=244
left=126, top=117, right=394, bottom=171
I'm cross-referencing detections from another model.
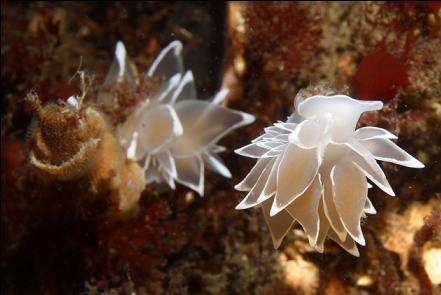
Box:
left=235, top=92, right=424, bottom=256
left=99, top=41, right=254, bottom=196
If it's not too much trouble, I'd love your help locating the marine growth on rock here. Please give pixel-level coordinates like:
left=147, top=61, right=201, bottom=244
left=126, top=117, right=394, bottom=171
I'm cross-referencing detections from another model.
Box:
left=26, top=81, right=146, bottom=216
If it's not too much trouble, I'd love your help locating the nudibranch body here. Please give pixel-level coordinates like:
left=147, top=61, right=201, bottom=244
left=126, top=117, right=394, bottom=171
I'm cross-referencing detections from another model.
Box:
left=235, top=92, right=424, bottom=256
left=99, top=41, right=254, bottom=196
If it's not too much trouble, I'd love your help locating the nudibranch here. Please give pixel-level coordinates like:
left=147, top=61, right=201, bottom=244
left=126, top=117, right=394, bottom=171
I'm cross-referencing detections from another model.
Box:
left=234, top=92, right=424, bottom=256
left=98, top=41, right=254, bottom=196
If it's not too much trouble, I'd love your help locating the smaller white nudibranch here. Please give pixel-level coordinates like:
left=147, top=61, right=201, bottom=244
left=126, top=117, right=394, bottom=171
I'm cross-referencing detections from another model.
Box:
left=234, top=92, right=424, bottom=256
left=98, top=41, right=254, bottom=196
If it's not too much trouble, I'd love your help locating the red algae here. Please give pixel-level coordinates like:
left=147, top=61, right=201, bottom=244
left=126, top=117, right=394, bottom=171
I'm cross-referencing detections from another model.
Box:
left=424, top=2, right=441, bottom=13
left=246, top=2, right=321, bottom=75
left=353, top=2, right=421, bottom=102
left=353, top=49, right=408, bottom=101
left=1, top=139, right=25, bottom=185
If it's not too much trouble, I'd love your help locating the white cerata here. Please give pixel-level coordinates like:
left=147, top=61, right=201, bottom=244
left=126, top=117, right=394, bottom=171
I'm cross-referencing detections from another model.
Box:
left=99, top=41, right=254, bottom=196
left=235, top=93, right=424, bottom=256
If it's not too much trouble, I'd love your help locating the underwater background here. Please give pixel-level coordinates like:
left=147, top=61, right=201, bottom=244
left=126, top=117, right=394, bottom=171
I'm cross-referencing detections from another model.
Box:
left=1, top=2, right=440, bottom=294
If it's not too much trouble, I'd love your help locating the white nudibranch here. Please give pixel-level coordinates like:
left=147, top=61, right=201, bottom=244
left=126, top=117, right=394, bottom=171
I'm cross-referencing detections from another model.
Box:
left=234, top=93, right=424, bottom=256
left=99, top=41, right=254, bottom=196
